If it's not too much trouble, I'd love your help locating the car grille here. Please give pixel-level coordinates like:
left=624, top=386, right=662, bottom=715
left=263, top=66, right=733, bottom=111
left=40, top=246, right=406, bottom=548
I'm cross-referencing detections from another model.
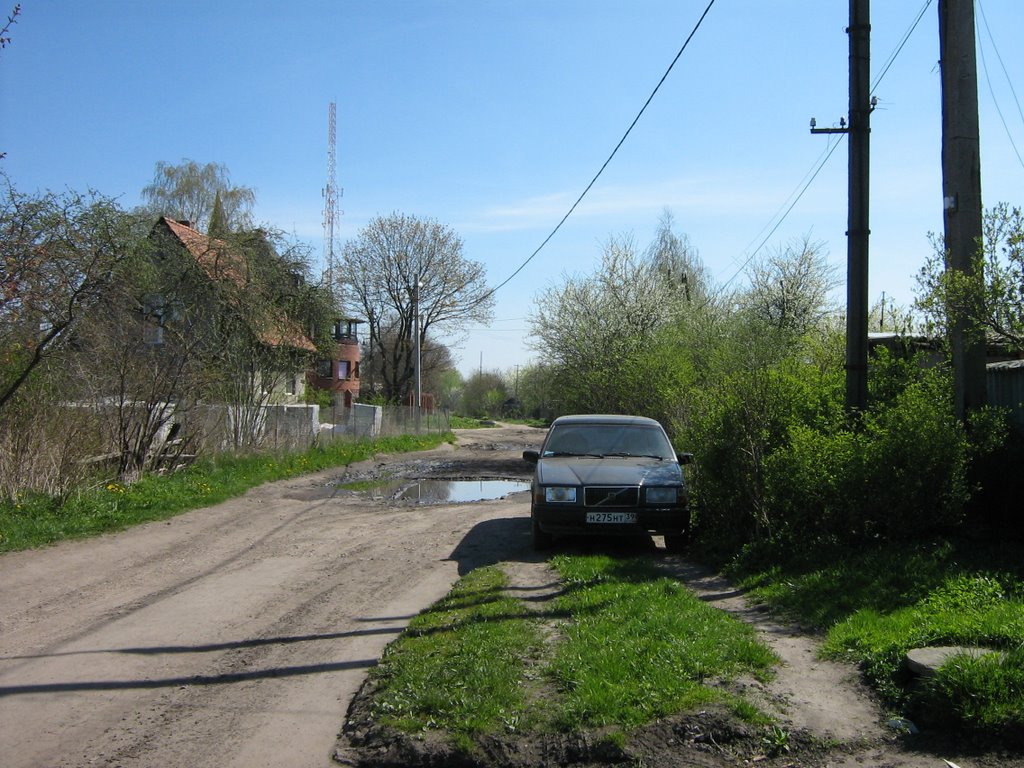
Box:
left=584, top=486, right=639, bottom=507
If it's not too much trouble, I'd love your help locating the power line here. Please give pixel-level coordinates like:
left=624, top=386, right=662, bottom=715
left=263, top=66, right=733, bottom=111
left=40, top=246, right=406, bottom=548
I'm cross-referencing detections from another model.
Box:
left=719, top=1, right=932, bottom=294
left=976, top=0, right=1024, bottom=171
left=719, top=136, right=846, bottom=292
left=484, top=0, right=717, bottom=300
left=872, top=0, right=932, bottom=94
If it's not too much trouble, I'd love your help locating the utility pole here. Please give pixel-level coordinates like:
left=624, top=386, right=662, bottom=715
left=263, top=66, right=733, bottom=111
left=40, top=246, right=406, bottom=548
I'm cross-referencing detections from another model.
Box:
left=939, top=0, right=987, bottom=420
left=846, top=0, right=871, bottom=414
left=812, top=0, right=872, bottom=413
left=413, top=276, right=422, bottom=433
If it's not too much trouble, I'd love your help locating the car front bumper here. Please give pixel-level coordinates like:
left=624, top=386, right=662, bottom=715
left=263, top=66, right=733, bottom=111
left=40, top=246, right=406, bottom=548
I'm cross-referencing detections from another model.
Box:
left=532, top=504, right=689, bottom=537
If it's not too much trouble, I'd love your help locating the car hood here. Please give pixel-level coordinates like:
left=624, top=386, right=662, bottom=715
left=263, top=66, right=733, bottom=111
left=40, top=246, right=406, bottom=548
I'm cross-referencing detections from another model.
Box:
left=535, top=457, right=683, bottom=486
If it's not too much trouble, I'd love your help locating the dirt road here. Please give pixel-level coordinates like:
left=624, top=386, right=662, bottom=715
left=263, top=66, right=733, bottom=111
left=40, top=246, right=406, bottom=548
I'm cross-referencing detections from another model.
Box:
left=0, top=426, right=541, bottom=768
left=2, top=424, right=1012, bottom=768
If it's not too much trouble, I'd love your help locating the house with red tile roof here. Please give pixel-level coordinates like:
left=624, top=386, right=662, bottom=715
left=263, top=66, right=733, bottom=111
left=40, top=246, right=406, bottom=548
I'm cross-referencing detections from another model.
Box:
left=148, top=217, right=318, bottom=403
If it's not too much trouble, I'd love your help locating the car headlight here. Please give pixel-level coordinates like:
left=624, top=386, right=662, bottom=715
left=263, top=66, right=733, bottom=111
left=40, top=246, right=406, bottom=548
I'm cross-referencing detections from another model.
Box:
left=544, top=487, right=577, bottom=503
left=645, top=487, right=680, bottom=504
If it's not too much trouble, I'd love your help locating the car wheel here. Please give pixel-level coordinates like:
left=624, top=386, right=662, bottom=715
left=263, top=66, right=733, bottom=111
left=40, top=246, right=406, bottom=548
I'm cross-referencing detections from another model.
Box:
left=664, top=533, right=688, bottom=553
left=532, top=515, right=554, bottom=551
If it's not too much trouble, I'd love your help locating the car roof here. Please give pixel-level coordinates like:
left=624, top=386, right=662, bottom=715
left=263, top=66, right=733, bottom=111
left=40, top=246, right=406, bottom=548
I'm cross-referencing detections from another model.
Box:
left=549, top=414, right=664, bottom=428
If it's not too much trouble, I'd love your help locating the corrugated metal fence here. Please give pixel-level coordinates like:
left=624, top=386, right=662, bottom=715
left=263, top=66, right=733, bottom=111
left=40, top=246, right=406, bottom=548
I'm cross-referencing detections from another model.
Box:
left=987, top=360, right=1024, bottom=433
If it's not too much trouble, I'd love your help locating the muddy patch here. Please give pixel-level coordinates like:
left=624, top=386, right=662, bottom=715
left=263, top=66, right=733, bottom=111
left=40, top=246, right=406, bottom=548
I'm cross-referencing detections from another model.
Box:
left=336, top=686, right=829, bottom=768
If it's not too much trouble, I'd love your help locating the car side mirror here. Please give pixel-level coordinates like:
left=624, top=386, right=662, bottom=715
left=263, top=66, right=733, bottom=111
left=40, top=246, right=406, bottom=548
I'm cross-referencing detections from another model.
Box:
left=522, top=450, right=540, bottom=464
left=676, top=452, right=694, bottom=465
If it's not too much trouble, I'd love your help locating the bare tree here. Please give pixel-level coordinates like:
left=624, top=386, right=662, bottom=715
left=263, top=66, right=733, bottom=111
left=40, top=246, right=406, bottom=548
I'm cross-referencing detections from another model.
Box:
left=341, top=213, right=494, bottom=402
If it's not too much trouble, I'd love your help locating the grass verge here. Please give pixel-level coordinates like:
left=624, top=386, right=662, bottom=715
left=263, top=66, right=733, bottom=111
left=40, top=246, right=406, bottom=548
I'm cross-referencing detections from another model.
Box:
left=370, top=565, right=543, bottom=737
left=548, top=554, right=776, bottom=729
left=365, top=554, right=777, bottom=743
left=0, top=432, right=451, bottom=552
left=448, top=415, right=496, bottom=429
left=731, top=538, right=1024, bottom=741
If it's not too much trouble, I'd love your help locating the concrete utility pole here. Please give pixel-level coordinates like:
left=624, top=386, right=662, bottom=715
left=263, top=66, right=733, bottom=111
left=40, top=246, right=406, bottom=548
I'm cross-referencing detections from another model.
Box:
left=413, top=276, right=422, bottom=433
left=845, top=0, right=872, bottom=413
left=814, top=1, right=872, bottom=412
left=939, top=0, right=987, bottom=419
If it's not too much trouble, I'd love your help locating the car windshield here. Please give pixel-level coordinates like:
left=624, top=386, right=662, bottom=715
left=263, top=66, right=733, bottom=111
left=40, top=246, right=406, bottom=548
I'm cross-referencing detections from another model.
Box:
left=542, top=423, right=675, bottom=460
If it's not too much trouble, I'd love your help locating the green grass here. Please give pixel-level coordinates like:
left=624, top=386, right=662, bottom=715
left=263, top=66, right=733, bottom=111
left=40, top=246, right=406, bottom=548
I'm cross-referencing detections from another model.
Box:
left=448, top=415, right=498, bottom=429
left=367, top=554, right=778, bottom=743
left=370, top=565, right=542, bottom=735
left=548, top=555, right=777, bottom=729
left=732, top=538, right=1024, bottom=739
left=0, top=432, right=451, bottom=552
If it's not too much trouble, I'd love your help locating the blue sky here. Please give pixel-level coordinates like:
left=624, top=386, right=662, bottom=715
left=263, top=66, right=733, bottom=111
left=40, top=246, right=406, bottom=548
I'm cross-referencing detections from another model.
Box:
left=2, top=1, right=1022, bottom=377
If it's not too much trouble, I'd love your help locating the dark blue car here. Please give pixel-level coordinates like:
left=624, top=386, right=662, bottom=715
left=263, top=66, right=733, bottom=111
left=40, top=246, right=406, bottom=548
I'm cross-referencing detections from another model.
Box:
left=522, top=414, right=692, bottom=551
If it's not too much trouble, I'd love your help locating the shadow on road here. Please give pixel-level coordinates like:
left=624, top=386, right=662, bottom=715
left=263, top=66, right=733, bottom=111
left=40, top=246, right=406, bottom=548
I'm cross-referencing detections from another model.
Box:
left=446, top=516, right=669, bottom=577
left=0, top=657, right=377, bottom=697
left=446, top=516, right=540, bottom=575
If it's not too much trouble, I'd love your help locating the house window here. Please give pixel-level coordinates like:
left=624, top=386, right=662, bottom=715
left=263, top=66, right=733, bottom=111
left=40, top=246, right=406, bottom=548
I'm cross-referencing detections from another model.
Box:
left=354, top=361, right=360, bottom=379
left=286, top=375, right=297, bottom=395
left=338, top=360, right=351, bottom=379
left=316, top=359, right=332, bottom=378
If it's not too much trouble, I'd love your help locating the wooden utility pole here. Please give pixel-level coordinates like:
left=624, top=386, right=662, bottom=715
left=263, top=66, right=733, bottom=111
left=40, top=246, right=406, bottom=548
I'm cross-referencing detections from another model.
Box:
left=939, top=0, right=987, bottom=419
left=846, top=0, right=872, bottom=413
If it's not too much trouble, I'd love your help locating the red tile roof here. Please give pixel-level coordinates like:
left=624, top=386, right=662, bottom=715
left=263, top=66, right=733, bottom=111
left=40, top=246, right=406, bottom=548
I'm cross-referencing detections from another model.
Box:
left=157, top=217, right=316, bottom=353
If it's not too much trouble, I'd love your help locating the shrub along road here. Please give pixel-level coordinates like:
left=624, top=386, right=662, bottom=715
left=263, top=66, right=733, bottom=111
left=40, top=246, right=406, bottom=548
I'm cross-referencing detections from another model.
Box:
left=0, top=425, right=1016, bottom=767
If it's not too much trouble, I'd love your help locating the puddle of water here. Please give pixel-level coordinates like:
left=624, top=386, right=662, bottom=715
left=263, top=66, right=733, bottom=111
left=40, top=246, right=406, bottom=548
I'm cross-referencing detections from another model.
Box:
left=393, top=479, right=530, bottom=503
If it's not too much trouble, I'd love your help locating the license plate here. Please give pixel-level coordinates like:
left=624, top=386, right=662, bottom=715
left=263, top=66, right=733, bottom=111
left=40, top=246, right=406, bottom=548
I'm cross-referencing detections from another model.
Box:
left=585, top=511, right=638, bottom=524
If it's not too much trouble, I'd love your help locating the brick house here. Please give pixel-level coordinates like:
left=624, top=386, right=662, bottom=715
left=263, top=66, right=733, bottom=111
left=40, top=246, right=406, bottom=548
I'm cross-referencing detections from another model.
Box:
left=308, top=317, right=363, bottom=407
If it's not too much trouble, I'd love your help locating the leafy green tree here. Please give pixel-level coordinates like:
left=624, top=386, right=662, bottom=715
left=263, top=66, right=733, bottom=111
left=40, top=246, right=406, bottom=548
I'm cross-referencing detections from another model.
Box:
left=0, top=176, right=147, bottom=411
left=140, top=159, right=255, bottom=233
left=916, top=203, right=1024, bottom=353
left=516, top=363, right=557, bottom=421
left=435, top=368, right=464, bottom=411
left=208, top=191, right=228, bottom=237
left=459, top=370, right=507, bottom=418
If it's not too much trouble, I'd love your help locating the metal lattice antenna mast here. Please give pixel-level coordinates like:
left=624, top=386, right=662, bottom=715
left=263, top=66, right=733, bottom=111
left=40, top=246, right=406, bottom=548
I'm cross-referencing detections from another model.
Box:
left=323, top=102, right=339, bottom=299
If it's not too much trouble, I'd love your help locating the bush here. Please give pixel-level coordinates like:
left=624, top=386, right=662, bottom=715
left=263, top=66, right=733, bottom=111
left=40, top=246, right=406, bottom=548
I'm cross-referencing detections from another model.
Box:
left=682, top=350, right=844, bottom=555
left=684, top=341, right=988, bottom=555
left=763, top=362, right=970, bottom=546
left=303, top=386, right=333, bottom=408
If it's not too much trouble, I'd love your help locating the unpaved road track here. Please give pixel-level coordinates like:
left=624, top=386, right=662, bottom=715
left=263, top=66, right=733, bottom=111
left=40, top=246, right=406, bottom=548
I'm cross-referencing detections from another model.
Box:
left=3, top=424, right=1015, bottom=768
left=0, top=427, right=540, bottom=768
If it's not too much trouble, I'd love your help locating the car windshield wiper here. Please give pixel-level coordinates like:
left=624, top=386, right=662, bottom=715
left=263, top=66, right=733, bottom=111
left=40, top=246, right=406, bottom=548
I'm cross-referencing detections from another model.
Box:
left=544, top=451, right=604, bottom=458
left=603, top=452, right=666, bottom=460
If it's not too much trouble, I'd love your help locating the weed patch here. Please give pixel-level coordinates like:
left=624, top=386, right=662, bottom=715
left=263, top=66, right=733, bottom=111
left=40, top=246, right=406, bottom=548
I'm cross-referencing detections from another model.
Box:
left=369, top=566, right=542, bottom=735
